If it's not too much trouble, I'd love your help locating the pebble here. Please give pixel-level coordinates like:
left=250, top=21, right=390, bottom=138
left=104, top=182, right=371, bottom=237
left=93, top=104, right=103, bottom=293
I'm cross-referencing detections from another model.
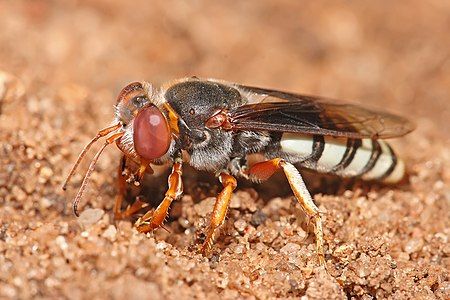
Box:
left=233, top=244, right=246, bottom=254
left=404, top=238, right=424, bottom=254
left=0, top=71, right=25, bottom=103
left=38, top=166, right=54, bottom=183
left=193, top=197, right=215, bottom=217
left=234, top=219, right=247, bottom=233
left=354, top=253, right=372, bottom=277
left=216, top=275, right=229, bottom=289
left=250, top=210, right=267, bottom=226
left=39, top=197, right=53, bottom=209
left=55, top=236, right=68, bottom=251
left=11, top=186, right=27, bottom=202
left=280, top=243, right=301, bottom=256
left=259, top=225, right=279, bottom=244
left=334, top=244, right=355, bottom=260
left=23, top=178, right=37, bottom=194
left=296, top=227, right=307, bottom=240
left=397, top=252, right=410, bottom=261
left=78, top=208, right=105, bottom=227
left=156, top=241, right=168, bottom=251
left=102, top=225, right=117, bottom=242
left=229, top=190, right=259, bottom=212
left=229, top=194, right=242, bottom=209
left=1, top=284, right=17, bottom=298
left=436, top=281, right=450, bottom=299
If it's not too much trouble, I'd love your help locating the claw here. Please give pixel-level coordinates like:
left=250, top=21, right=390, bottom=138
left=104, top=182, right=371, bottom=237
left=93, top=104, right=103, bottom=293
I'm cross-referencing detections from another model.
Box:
left=160, top=224, right=171, bottom=233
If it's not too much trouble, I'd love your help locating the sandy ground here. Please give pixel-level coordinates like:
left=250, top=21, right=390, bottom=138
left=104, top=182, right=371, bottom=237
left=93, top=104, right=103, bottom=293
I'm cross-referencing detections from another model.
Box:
left=0, top=1, right=449, bottom=299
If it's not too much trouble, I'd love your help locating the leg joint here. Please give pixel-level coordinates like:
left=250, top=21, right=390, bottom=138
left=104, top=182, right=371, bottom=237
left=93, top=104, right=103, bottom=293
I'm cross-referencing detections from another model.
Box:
left=219, top=172, right=237, bottom=189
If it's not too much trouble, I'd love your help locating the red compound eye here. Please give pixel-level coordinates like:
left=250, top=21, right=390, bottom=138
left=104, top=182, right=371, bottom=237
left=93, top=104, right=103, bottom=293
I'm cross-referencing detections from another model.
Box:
left=133, top=106, right=171, bottom=160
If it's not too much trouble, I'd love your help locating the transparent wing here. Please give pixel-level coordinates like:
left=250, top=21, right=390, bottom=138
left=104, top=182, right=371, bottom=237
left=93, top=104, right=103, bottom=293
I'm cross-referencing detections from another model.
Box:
left=228, top=85, right=415, bottom=139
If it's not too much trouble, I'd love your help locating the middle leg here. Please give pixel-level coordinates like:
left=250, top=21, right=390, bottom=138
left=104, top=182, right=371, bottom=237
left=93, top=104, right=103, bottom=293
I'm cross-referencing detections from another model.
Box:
left=201, top=172, right=237, bottom=255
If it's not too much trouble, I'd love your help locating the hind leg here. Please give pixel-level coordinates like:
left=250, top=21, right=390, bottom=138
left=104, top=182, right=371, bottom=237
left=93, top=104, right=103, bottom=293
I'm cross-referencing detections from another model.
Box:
left=247, top=158, right=325, bottom=266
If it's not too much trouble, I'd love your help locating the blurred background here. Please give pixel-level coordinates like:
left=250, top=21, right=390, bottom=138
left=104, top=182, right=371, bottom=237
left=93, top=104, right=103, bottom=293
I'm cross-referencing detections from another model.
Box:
left=1, top=1, right=449, bottom=298
left=1, top=0, right=449, bottom=130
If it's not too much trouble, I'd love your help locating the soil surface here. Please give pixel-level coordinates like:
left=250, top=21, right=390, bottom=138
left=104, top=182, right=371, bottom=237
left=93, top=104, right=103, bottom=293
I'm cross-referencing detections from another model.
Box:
left=0, top=1, right=449, bottom=299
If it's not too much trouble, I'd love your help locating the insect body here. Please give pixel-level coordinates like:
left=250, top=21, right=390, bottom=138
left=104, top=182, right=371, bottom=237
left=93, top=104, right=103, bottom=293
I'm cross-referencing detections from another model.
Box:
left=63, top=77, right=414, bottom=266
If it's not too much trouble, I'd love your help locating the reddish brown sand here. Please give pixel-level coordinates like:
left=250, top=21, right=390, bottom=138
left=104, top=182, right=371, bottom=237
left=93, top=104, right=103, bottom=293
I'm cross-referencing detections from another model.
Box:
left=0, top=1, right=449, bottom=299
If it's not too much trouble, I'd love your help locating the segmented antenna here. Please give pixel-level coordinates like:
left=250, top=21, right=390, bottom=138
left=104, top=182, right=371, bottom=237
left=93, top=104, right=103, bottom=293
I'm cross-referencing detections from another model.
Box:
left=72, top=132, right=124, bottom=216
left=62, top=123, right=121, bottom=190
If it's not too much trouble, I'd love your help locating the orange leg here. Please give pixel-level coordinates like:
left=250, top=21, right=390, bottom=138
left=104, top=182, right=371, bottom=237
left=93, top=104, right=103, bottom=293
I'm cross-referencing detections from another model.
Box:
left=114, top=155, right=148, bottom=220
left=247, top=158, right=325, bottom=266
left=201, top=172, right=237, bottom=255
left=127, top=159, right=153, bottom=187
left=113, top=155, right=127, bottom=219
left=135, top=160, right=183, bottom=232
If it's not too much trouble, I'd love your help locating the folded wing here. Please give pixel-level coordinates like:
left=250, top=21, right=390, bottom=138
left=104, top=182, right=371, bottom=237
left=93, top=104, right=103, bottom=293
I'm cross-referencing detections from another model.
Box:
left=228, top=85, right=415, bottom=139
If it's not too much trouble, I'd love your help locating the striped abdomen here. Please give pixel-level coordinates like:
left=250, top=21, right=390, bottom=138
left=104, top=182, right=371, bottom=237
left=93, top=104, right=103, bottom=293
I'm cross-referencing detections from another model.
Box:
left=279, top=133, right=405, bottom=183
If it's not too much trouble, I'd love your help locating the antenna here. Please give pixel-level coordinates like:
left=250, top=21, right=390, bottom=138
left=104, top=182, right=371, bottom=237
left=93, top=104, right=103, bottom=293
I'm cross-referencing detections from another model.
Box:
left=72, top=132, right=124, bottom=216
left=62, top=123, right=121, bottom=190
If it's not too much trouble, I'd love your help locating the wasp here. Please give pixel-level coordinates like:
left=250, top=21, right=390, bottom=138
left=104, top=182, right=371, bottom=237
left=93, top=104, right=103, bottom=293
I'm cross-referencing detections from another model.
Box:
left=63, top=77, right=415, bottom=265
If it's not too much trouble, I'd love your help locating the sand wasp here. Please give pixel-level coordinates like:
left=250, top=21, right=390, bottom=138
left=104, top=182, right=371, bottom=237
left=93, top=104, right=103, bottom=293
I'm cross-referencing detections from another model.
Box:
left=63, top=77, right=414, bottom=265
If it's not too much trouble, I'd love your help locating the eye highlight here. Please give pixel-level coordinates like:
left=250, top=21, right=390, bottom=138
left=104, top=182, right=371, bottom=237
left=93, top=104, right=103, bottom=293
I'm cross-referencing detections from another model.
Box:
left=133, top=106, right=171, bottom=161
